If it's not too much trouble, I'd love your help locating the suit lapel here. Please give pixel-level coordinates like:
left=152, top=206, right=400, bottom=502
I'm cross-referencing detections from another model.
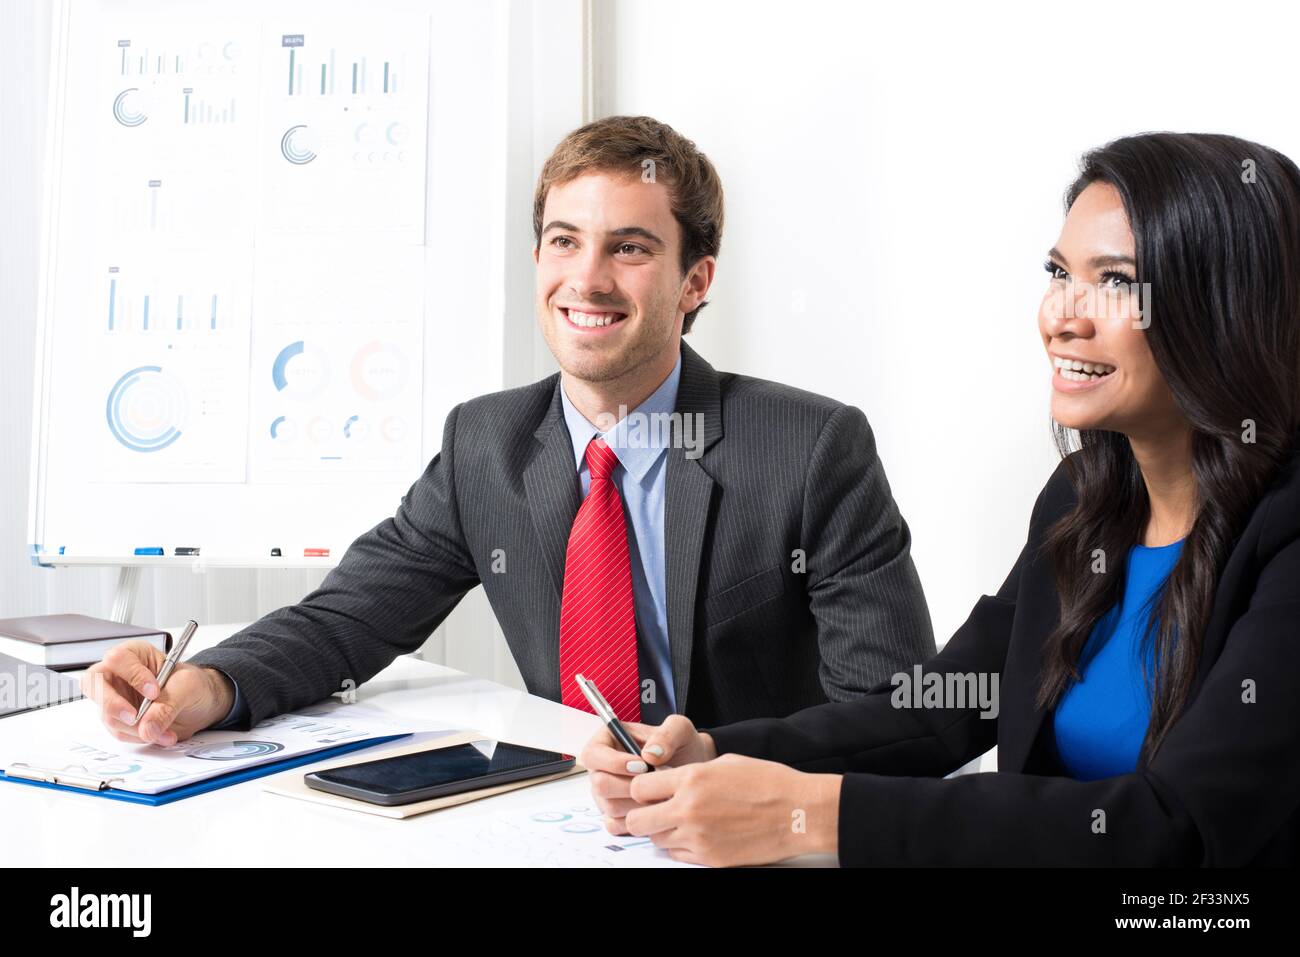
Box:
left=997, top=530, right=1061, bottom=773
left=523, top=381, right=581, bottom=600
left=665, top=342, right=724, bottom=713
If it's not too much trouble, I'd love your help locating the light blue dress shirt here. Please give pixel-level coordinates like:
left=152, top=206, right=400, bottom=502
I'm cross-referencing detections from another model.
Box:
left=558, top=355, right=681, bottom=722
left=209, top=356, right=683, bottom=730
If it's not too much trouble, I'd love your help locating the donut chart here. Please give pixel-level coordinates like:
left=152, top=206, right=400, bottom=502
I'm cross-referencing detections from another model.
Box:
left=188, top=740, right=285, bottom=761
left=270, top=415, right=297, bottom=441
left=113, top=88, right=147, bottom=127
left=281, top=124, right=317, bottom=164
left=343, top=414, right=370, bottom=440
left=351, top=340, right=407, bottom=400
left=105, top=365, right=186, bottom=453
left=272, top=340, right=330, bottom=399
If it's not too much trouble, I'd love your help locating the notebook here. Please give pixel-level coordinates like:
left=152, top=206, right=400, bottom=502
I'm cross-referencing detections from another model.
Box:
left=0, top=614, right=171, bottom=670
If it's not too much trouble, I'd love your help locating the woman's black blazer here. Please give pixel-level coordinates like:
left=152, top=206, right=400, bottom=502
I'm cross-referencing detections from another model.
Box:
left=707, top=446, right=1300, bottom=866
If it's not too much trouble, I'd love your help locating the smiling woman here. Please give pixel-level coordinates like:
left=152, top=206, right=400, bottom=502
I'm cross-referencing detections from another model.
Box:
left=1037, top=134, right=1300, bottom=770
left=580, top=131, right=1300, bottom=867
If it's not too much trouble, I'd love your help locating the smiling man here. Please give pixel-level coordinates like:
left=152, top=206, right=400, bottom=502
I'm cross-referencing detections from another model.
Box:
left=84, top=116, right=935, bottom=746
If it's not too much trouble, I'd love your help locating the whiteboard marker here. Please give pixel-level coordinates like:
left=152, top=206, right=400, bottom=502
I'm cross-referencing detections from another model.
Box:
left=134, top=547, right=164, bottom=556
left=304, top=547, right=330, bottom=557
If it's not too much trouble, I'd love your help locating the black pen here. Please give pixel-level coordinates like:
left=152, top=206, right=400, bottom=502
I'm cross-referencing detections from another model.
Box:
left=574, top=674, right=652, bottom=772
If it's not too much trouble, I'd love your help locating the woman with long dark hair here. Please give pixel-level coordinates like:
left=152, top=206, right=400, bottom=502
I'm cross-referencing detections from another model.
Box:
left=580, top=131, right=1300, bottom=866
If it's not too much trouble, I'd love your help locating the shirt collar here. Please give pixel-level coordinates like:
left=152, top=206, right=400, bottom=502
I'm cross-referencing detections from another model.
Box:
left=559, top=353, right=683, bottom=483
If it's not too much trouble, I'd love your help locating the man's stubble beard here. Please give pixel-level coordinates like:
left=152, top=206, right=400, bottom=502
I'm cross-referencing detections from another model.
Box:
left=542, top=291, right=679, bottom=386
left=564, top=329, right=668, bottom=384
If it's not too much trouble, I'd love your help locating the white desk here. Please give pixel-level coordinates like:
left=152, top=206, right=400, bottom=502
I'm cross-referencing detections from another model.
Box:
left=2, top=624, right=836, bottom=866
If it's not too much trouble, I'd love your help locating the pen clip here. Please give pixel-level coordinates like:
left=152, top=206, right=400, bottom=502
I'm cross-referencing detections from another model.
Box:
left=574, top=674, right=615, bottom=721
left=144, top=620, right=200, bottom=713
left=165, top=619, right=200, bottom=664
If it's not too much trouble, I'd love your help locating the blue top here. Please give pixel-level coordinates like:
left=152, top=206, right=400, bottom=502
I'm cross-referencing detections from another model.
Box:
left=1052, top=538, right=1184, bottom=780
left=558, top=355, right=681, bottom=722
left=211, top=355, right=683, bottom=730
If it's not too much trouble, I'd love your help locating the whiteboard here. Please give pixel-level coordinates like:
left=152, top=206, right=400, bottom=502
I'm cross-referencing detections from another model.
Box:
left=28, top=0, right=499, bottom=569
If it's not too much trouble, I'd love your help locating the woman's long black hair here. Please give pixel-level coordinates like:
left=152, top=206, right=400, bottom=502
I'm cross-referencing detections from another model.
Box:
left=1035, top=133, right=1300, bottom=764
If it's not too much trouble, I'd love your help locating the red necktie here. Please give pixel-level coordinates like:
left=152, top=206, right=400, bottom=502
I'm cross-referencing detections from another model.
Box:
left=558, top=436, right=641, bottom=722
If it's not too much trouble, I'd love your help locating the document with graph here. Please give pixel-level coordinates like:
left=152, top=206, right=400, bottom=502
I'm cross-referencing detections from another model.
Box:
left=0, top=698, right=451, bottom=796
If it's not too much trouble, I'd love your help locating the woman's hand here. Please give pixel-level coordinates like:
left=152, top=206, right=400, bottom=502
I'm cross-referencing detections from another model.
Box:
left=579, top=714, right=716, bottom=833
left=625, top=753, right=842, bottom=867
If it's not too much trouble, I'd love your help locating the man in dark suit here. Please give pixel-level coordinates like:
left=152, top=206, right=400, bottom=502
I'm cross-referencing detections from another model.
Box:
left=83, top=115, right=934, bottom=745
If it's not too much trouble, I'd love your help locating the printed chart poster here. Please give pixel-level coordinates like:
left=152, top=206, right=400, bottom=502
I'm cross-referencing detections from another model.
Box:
left=45, top=9, right=432, bottom=500
left=249, top=244, right=426, bottom=482
left=95, top=19, right=262, bottom=256
left=89, top=251, right=253, bottom=484
left=257, top=17, right=430, bottom=242
left=85, top=19, right=260, bottom=483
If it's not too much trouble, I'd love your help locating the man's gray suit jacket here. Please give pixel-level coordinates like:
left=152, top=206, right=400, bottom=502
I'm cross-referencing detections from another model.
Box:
left=190, top=341, right=935, bottom=729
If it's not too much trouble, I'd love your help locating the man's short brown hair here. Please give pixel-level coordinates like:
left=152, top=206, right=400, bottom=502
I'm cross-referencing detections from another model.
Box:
left=533, top=115, right=724, bottom=333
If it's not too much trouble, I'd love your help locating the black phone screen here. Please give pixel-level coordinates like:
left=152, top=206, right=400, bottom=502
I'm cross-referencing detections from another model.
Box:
left=312, top=741, right=571, bottom=796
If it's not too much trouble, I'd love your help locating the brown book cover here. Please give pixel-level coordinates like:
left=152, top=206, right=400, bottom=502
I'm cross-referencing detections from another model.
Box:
left=0, top=614, right=173, bottom=671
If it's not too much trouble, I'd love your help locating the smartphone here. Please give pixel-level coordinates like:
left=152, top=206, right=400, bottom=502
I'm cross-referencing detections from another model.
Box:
left=304, top=740, right=575, bottom=806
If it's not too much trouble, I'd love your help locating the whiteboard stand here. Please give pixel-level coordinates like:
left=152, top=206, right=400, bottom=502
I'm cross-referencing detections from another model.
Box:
left=28, top=554, right=339, bottom=628
left=110, top=566, right=142, bottom=625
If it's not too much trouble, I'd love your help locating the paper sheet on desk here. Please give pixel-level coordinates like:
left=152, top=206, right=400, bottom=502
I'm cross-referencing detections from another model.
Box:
left=440, top=774, right=703, bottom=868
left=0, top=697, right=455, bottom=795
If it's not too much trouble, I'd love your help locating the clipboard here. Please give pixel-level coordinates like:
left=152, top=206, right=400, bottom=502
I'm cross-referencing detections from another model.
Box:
left=0, top=733, right=411, bottom=805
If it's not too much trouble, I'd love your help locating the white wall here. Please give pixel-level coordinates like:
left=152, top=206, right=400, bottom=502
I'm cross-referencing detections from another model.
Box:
left=592, top=0, right=1300, bottom=644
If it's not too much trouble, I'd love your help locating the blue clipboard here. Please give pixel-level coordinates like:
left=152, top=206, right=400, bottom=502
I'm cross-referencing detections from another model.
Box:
left=0, top=733, right=412, bottom=805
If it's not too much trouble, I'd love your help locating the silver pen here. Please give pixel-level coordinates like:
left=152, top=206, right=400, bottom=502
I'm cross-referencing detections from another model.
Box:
left=575, top=674, right=652, bottom=771
left=132, top=619, right=199, bottom=726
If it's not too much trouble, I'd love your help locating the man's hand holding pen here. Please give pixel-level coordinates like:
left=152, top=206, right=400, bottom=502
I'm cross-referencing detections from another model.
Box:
left=81, top=625, right=235, bottom=747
